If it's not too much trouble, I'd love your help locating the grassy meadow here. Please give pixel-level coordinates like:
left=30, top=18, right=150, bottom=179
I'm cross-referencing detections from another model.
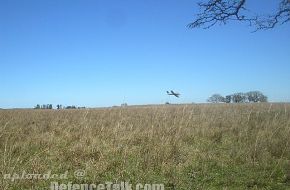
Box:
left=1, top=103, right=290, bottom=189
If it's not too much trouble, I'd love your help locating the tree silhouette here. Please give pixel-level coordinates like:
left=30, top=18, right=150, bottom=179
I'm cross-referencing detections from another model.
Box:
left=189, top=0, right=290, bottom=31
left=225, top=95, right=232, bottom=103
left=34, top=104, right=41, bottom=109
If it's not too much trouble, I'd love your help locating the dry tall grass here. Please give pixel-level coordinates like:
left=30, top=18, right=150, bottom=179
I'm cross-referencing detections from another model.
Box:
left=0, top=103, right=290, bottom=189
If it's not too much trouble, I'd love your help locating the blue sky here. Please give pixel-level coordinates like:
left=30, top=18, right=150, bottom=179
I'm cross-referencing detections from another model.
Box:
left=0, top=0, right=290, bottom=108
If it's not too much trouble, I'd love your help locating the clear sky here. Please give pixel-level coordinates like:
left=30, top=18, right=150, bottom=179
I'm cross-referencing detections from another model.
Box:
left=0, top=0, right=290, bottom=108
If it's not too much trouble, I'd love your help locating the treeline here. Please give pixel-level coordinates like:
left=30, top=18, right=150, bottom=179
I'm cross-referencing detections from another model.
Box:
left=34, top=104, right=86, bottom=109
left=207, top=91, right=268, bottom=103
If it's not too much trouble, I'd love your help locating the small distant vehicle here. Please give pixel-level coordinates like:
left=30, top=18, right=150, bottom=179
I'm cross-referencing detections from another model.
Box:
left=167, top=90, right=180, bottom=98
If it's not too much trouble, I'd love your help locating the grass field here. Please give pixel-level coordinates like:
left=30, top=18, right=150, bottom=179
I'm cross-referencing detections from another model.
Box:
left=1, top=103, right=290, bottom=189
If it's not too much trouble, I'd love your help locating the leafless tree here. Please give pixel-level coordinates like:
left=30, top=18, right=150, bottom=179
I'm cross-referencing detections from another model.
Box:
left=232, top=93, right=247, bottom=103
left=189, top=0, right=290, bottom=31
left=207, top=94, right=226, bottom=103
left=247, top=91, right=268, bottom=102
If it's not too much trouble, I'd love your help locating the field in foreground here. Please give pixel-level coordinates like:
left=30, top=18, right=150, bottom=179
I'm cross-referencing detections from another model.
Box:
left=1, top=103, right=290, bottom=189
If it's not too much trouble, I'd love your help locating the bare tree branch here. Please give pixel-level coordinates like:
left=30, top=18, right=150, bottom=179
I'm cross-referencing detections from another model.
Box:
left=189, top=0, right=290, bottom=31
left=254, top=0, right=290, bottom=31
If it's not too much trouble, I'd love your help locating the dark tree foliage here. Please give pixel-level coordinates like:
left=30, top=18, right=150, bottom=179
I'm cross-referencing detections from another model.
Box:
left=225, top=95, right=232, bottom=103
left=189, top=0, right=290, bottom=31
left=65, top=105, right=77, bottom=109
left=34, top=104, right=41, bottom=109
left=35, top=104, right=53, bottom=109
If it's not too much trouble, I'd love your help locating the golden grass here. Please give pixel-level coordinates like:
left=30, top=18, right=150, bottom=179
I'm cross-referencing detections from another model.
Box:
left=0, top=103, right=290, bottom=189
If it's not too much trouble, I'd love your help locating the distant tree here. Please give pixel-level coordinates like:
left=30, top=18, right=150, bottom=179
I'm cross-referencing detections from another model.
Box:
left=207, top=94, right=226, bottom=103
left=225, top=95, right=232, bottom=103
left=34, top=104, right=41, bottom=109
left=121, top=103, right=128, bottom=107
left=189, top=0, right=290, bottom=31
left=57, top=104, right=63, bottom=109
left=209, top=91, right=268, bottom=104
left=232, top=93, right=247, bottom=103
left=65, top=105, right=77, bottom=109
left=247, top=91, right=268, bottom=103
left=259, top=94, right=268, bottom=102
left=37, top=104, right=54, bottom=109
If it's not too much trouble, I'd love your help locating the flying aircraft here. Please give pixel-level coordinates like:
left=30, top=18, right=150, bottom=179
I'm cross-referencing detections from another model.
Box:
left=167, top=90, right=180, bottom=98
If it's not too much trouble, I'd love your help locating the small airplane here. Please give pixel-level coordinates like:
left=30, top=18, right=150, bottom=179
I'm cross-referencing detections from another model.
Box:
left=167, top=90, right=180, bottom=98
